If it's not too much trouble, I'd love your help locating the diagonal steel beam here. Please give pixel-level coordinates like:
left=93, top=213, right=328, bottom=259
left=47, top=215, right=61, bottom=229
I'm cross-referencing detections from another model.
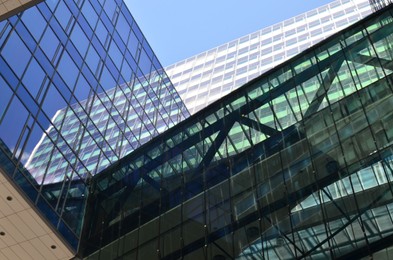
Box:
left=198, top=120, right=235, bottom=170
left=161, top=149, right=388, bottom=260
left=304, top=58, right=344, bottom=118
left=336, top=231, right=393, bottom=260
left=239, top=116, right=280, bottom=136
left=299, top=182, right=393, bottom=259
left=352, top=54, right=393, bottom=71
left=93, top=22, right=393, bottom=195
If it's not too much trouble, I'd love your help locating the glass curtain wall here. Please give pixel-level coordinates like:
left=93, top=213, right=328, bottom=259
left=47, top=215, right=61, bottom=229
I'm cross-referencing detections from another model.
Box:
left=0, top=0, right=188, bottom=250
left=81, top=5, right=393, bottom=259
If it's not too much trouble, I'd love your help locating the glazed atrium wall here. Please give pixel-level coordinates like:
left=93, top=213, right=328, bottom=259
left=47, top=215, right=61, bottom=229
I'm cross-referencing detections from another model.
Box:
left=0, top=0, right=188, bottom=250
left=81, top=4, right=393, bottom=259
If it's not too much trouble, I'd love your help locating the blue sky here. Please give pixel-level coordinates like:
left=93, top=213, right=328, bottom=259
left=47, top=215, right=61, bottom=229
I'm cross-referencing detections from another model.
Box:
left=124, top=0, right=335, bottom=66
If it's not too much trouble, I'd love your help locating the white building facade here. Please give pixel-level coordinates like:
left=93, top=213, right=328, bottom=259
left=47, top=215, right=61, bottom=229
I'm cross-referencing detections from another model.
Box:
left=166, top=0, right=381, bottom=114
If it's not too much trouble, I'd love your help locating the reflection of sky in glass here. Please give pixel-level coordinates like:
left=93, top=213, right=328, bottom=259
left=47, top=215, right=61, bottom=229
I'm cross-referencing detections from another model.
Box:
left=0, top=0, right=189, bottom=185
left=0, top=0, right=189, bottom=248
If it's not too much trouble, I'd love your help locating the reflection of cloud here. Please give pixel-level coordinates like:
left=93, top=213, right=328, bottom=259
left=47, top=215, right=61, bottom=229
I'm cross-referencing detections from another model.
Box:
left=12, top=147, right=31, bottom=164
left=20, top=150, right=31, bottom=164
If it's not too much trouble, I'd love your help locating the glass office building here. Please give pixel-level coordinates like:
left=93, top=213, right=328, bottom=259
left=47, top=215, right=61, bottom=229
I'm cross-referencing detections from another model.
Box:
left=166, top=0, right=387, bottom=114
left=80, top=4, right=393, bottom=259
left=0, top=0, right=188, bottom=250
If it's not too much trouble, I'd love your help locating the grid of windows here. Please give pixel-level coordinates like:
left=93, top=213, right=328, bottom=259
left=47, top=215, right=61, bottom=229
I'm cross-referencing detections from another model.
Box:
left=166, top=0, right=388, bottom=114
left=0, top=0, right=188, bottom=250
left=80, top=6, right=393, bottom=259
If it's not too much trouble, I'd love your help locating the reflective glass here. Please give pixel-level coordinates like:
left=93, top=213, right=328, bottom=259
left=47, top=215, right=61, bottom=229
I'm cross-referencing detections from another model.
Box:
left=0, top=0, right=189, bottom=251
left=80, top=6, right=393, bottom=259
left=2, top=32, right=30, bottom=77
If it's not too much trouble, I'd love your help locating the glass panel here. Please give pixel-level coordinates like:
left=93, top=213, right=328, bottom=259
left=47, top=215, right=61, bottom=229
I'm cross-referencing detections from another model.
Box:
left=81, top=7, right=393, bottom=260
